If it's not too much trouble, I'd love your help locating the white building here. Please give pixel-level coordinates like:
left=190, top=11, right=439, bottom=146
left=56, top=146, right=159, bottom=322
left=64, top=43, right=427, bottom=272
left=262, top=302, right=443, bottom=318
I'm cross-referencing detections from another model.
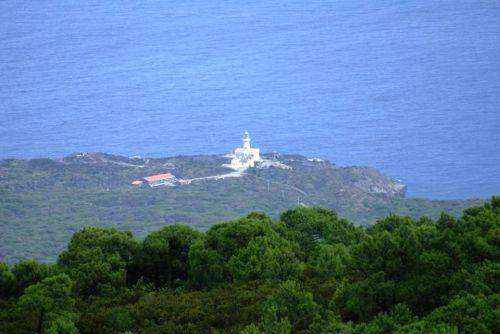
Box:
left=225, top=131, right=261, bottom=170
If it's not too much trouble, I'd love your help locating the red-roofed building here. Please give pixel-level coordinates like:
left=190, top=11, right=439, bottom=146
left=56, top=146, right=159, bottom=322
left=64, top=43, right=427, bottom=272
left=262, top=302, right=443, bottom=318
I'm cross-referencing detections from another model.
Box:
left=132, top=172, right=176, bottom=187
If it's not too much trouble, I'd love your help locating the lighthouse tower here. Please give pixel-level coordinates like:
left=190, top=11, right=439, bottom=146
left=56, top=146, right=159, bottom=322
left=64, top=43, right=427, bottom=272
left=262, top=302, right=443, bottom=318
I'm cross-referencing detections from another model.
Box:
left=225, top=131, right=261, bottom=170
left=242, top=131, right=251, bottom=149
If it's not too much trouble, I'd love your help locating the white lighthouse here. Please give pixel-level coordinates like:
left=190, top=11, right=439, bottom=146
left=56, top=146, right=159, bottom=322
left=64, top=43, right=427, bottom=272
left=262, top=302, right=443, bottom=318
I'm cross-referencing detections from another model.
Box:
left=225, top=131, right=261, bottom=170
left=243, top=131, right=251, bottom=149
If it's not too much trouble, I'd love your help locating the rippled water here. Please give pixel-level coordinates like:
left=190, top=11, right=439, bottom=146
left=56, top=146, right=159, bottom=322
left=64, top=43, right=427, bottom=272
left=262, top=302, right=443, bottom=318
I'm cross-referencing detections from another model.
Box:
left=1, top=1, right=499, bottom=199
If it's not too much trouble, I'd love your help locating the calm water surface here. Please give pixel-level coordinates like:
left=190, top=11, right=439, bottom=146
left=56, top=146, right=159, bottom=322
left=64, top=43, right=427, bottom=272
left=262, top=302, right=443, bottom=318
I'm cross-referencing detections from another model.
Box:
left=1, top=1, right=499, bottom=199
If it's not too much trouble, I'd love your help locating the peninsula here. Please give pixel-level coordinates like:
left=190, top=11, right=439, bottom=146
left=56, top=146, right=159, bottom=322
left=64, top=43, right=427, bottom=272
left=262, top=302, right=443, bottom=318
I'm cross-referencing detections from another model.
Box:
left=0, top=134, right=482, bottom=263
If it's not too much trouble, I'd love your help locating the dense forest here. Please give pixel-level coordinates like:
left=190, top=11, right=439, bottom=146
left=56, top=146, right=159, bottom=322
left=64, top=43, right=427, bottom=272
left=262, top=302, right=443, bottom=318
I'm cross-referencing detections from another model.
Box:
left=0, top=198, right=498, bottom=333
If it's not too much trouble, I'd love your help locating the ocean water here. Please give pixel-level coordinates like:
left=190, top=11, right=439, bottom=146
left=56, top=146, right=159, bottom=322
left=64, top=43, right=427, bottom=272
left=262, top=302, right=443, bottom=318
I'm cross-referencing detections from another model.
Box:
left=0, top=1, right=499, bottom=199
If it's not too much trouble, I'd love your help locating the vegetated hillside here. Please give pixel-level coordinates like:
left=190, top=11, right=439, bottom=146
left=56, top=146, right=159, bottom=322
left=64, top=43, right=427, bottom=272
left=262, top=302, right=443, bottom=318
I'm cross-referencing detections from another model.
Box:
left=0, top=199, right=498, bottom=333
left=0, top=152, right=483, bottom=263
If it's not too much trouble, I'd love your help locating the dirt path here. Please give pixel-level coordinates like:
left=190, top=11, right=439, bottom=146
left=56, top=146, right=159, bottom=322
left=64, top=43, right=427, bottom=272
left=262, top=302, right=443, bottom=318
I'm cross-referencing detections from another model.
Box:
left=180, top=170, right=246, bottom=184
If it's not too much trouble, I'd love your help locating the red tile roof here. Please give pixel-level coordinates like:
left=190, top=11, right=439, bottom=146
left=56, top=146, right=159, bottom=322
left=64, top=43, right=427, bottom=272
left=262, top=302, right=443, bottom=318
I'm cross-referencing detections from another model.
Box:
left=143, top=173, right=174, bottom=182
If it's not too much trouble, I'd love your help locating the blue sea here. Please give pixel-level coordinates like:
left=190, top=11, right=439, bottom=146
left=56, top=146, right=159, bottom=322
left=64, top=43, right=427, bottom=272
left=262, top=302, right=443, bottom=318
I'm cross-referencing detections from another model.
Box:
left=1, top=1, right=499, bottom=199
